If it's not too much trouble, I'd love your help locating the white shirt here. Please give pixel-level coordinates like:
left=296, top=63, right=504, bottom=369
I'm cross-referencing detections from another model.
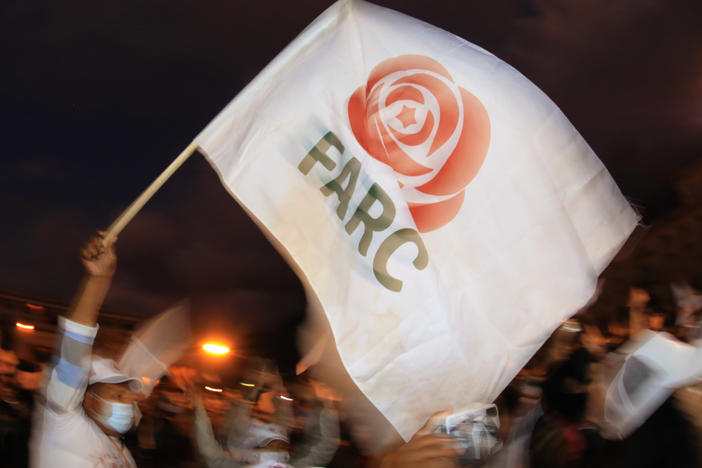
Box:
left=29, top=317, right=136, bottom=468
left=30, top=404, right=136, bottom=468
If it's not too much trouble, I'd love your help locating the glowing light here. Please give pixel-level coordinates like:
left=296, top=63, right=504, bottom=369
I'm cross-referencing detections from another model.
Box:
left=279, top=395, right=293, bottom=401
left=25, top=303, right=45, bottom=310
left=205, top=386, right=223, bottom=393
left=202, top=343, right=230, bottom=355
left=239, top=382, right=255, bottom=387
left=16, top=322, right=35, bottom=331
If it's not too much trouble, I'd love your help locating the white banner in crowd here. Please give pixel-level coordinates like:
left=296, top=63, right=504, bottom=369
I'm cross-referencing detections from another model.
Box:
left=195, top=0, right=638, bottom=440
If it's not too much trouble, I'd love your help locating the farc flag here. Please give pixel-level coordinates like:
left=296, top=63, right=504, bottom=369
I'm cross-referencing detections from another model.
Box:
left=195, top=0, right=637, bottom=441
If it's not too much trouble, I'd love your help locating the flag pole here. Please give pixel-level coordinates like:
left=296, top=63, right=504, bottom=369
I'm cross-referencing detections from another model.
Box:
left=104, top=141, right=200, bottom=243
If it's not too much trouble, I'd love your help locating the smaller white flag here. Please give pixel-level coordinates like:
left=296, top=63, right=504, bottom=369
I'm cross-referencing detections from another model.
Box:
left=118, top=302, right=191, bottom=395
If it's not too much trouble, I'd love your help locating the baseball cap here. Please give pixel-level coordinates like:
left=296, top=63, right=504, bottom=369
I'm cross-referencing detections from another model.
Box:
left=89, top=357, right=143, bottom=392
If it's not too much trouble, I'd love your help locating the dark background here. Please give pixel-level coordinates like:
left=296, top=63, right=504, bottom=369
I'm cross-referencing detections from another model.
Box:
left=2, top=0, right=701, bottom=363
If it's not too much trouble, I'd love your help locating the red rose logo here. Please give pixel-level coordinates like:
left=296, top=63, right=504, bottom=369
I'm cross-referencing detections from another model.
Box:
left=348, top=55, right=490, bottom=232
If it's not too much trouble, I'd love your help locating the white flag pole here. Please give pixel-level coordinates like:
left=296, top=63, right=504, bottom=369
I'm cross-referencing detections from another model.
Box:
left=104, top=141, right=200, bottom=243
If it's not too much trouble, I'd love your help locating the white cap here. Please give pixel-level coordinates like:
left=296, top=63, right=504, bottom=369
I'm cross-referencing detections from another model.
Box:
left=89, top=357, right=143, bottom=392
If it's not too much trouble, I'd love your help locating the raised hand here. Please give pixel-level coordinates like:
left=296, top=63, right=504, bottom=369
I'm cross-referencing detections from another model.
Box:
left=68, top=231, right=118, bottom=327
left=80, top=231, right=117, bottom=277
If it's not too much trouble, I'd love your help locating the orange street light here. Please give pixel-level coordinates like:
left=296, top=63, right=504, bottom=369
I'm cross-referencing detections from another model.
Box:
left=16, top=322, right=35, bottom=331
left=202, top=343, right=230, bottom=355
left=205, top=385, right=223, bottom=393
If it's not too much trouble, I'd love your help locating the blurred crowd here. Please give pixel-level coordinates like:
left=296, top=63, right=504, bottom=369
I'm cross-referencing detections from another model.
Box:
left=0, top=233, right=700, bottom=468
left=490, top=282, right=702, bottom=468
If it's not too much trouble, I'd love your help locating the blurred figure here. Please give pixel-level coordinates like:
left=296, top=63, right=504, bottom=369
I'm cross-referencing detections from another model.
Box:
left=0, top=348, right=32, bottom=467
left=523, top=318, right=607, bottom=468
left=29, top=233, right=145, bottom=467
left=485, top=385, right=540, bottom=468
left=191, top=368, right=294, bottom=467
left=605, top=319, right=629, bottom=351
left=671, top=283, right=702, bottom=464
left=672, top=282, right=702, bottom=344
left=0, top=348, right=19, bottom=395
left=580, top=321, right=607, bottom=362
left=588, top=285, right=701, bottom=468
left=191, top=368, right=341, bottom=468
left=529, top=350, right=598, bottom=468
left=152, top=377, right=197, bottom=468
left=286, top=376, right=339, bottom=467
left=127, top=376, right=197, bottom=467
left=28, top=233, right=190, bottom=468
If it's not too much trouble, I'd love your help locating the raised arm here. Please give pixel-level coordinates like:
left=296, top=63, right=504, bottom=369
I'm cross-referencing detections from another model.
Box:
left=44, top=232, right=117, bottom=412
left=188, top=380, right=244, bottom=468
left=289, top=399, right=340, bottom=468
left=67, top=232, right=117, bottom=326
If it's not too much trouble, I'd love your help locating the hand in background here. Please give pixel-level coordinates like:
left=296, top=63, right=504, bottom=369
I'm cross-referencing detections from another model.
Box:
left=372, top=409, right=461, bottom=468
left=183, top=375, right=204, bottom=410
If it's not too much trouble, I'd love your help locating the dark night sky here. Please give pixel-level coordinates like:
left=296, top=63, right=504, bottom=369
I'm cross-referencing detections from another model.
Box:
left=2, top=0, right=702, bottom=356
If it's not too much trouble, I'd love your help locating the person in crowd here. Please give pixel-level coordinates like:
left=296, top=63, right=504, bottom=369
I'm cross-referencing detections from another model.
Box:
left=0, top=348, right=19, bottom=395
left=528, top=347, right=600, bottom=468
left=1, top=348, right=34, bottom=467
left=605, top=318, right=629, bottom=351
left=152, top=378, right=198, bottom=468
left=29, top=233, right=144, bottom=467
left=671, top=282, right=702, bottom=464
left=483, top=386, right=536, bottom=468
left=579, top=320, right=608, bottom=362
left=588, top=283, right=701, bottom=468
left=283, top=376, right=339, bottom=467
left=191, top=368, right=341, bottom=468
left=190, top=368, right=293, bottom=468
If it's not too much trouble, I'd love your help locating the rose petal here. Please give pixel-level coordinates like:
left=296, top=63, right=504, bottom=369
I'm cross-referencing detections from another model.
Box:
left=408, top=191, right=466, bottom=233
left=349, top=86, right=375, bottom=157
left=366, top=55, right=453, bottom=98
left=349, top=86, right=391, bottom=166
left=386, top=85, right=424, bottom=107
left=417, top=87, right=490, bottom=196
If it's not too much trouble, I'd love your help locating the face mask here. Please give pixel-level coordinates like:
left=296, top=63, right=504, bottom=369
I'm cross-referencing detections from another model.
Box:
left=90, top=392, right=141, bottom=434
left=240, top=421, right=289, bottom=450
left=256, top=451, right=290, bottom=466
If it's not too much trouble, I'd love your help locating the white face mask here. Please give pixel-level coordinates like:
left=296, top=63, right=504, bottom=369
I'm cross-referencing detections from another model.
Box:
left=90, top=393, right=141, bottom=434
left=255, top=451, right=290, bottom=467
left=239, top=421, right=289, bottom=450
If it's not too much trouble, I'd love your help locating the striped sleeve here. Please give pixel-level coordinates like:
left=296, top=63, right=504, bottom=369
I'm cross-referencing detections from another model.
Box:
left=44, top=316, right=99, bottom=412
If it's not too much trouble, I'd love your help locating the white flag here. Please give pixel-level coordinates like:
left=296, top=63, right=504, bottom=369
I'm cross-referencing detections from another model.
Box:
left=195, top=0, right=637, bottom=441
left=118, top=302, right=192, bottom=396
